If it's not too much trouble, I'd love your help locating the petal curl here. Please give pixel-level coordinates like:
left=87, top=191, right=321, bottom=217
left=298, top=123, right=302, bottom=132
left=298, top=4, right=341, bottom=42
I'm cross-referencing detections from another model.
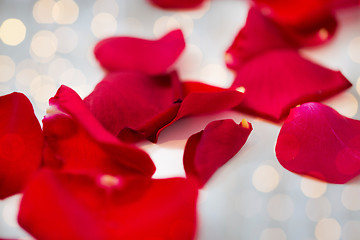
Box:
left=276, top=102, right=360, bottom=183
left=18, top=170, right=198, bottom=240
left=94, top=29, right=185, bottom=75
left=0, top=93, right=43, bottom=199
left=231, top=50, right=352, bottom=122
left=148, top=0, right=206, bottom=9
left=183, top=119, right=252, bottom=188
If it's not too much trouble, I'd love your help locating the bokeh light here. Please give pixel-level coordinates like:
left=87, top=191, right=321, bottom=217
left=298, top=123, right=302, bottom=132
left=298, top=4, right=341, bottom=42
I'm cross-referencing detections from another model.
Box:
left=54, top=27, right=78, bottom=54
left=91, top=13, right=117, bottom=38
left=348, top=36, right=360, bottom=64
left=52, top=0, right=79, bottom=24
left=0, top=18, right=26, bottom=46
left=0, top=55, right=15, bottom=83
left=33, top=0, right=55, bottom=24
left=30, top=30, right=58, bottom=60
left=93, top=0, right=119, bottom=18
left=305, top=197, right=331, bottom=222
left=315, top=218, right=341, bottom=240
left=252, top=165, right=279, bottom=193
left=300, top=177, right=327, bottom=198
left=341, top=184, right=360, bottom=211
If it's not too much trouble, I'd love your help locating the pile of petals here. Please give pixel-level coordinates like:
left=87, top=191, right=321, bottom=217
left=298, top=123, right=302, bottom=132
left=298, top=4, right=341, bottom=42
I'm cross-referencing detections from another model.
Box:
left=0, top=29, right=253, bottom=239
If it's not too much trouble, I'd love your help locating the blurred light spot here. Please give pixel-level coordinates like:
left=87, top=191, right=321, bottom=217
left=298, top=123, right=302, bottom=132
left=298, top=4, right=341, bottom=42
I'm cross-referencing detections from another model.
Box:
left=154, top=14, right=193, bottom=38
left=58, top=68, right=89, bottom=97
left=52, top=0, right=79, bottom=24
left=252, top=165, right=279, bottom=193
left=48, top=57, right=73, bottom=80
left=0, top=18, right=26, bottom=46
left=267, top=194, right=294, bottom=221
left=118, top=17, right=144, bottom=35
left=30, top=30, right=58, bottom=59
left=175, top=43, right=203, bottom=79
left=2, top=195, right=22, bottom=227
left=91, top=13, right=117, bottom=38
left=348, top=36, right=360, bottom=64
left=305, top=197, right=331, bottom=221
left=150, top=148, right=185, bottom=179
left=54, top=27, right=78, bottom=54
left=16, top=68, right=39, bottom=92
left=260, top=228, right=286, bottom=240
left=235, top=190, right=263, bottom=218
left=30, top=75, right=57, bottom=103
left=324, top=92, right=358, bottom=118
left=33, top=0, right=55, bottom=24
left=93, top=0, right=119, bottom=17
left=343, top=221, right=360, bottom=240
left=200, top=64, right=230, bottom=88
left=300, top=176, right=327, bottom=198
left=16, top=59, right=39, bottom=72
left=341, top=184, right=360, bottom=211
left=0, top=55, right=15, bottom=82
left=315, top=218, right=341, bottom=240
left=0, top=84, right=11, bottom=95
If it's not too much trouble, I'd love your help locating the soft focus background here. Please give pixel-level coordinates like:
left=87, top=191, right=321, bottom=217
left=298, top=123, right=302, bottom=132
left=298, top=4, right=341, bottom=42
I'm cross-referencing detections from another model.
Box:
left=1, top=0, right=360, bottom=239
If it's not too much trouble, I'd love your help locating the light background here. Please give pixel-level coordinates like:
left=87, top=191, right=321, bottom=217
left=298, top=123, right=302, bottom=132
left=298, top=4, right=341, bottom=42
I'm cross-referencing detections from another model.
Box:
left=0, top=0, right=360, bottom=239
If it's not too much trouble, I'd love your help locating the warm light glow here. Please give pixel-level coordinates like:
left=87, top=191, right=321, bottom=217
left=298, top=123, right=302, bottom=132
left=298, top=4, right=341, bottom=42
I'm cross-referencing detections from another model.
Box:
left=200, top=64, right=229, bottom=88
left=252, top=165, right=279, bottom=193
left=341, top=184, right=360, bottom=211
left=0, top=55, right=15, bottom=83
left=99, top=175, right=120, bottom=187
left=348, top=36, right=360, bottom=64
left=52, top=0, right=79, bottom=24
left=91, top=13, right=117, bottom=38
left=30, top=75, right=57, bottom=103
left=33, top=0, right=55, bottom=24
left=0, top=18, right=26, bottom=46
left=30, top=31, right=58, bottom=59
left=54, top=27, right=78, bottom=54
left=300, top=176, right=327, bottom=198
left=315, top=218, right=341, bottom=240
left=324, top=92, right=358, bottom=118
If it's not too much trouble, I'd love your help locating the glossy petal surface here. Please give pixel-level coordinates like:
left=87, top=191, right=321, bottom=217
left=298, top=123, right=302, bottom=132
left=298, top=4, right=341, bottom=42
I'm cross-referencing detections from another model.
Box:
left=0, top=93, right=43, bottom=199
left=231, top=50, right=352, bottom=122
left=94, top=29, right=185, bottom=75
left=18, top=170, right=198, bottom=240
left=148, top=0, right=205, bottom=9
left=276, top=102, right=360, bottom=183
left=184, top=119, right=252, bottom=188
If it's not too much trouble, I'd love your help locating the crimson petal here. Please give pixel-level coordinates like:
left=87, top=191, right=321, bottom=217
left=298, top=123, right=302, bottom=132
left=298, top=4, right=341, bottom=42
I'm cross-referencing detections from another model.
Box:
left=0, top=93, right=43, bottom=199
left=94, top=29, right=185, bottom=75
left=184, top=119, right=252, bottom=188
left=148, top=0, right=205, bottom=9
left=18, top=169, right=198, bottom=240
left=231, top=50, right=352, bottom=122
left=43, top=85, right=155, bottom=177
left=276, top=102, right=360, bottom=183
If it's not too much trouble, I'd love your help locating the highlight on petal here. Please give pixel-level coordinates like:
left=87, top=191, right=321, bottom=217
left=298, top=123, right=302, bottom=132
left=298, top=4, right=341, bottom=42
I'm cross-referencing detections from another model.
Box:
left=231, top=50, right=352, bottom=122
left=276, top=102, right=360, bottom=184
left=148, top=0, right=206, bottom=9
left=43, top=85, right=156, bottom=177
left=0, top=93, right=43, bottom=199
left=183, top=119, right=252, bottom=188
left=94, top=29, right=185, bottom=75
left=18, top=169, right=198, bottom=240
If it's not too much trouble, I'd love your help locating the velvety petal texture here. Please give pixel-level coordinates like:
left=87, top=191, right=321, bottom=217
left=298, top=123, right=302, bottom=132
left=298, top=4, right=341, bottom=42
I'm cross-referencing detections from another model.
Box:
left=231, top=50, right=352, bottom=122
left=18, top=170, right=198, bottom=240
left=148, top=0, right=205, bottom=9
left=0, top=93, right=43, bottom=199
left=276, top=102, right=360, bottom=184
left=184, top=119, right=252, bottom=187
left=94, top=29, right=185, bottom=75
left=43, top=85, right=156, bottom=177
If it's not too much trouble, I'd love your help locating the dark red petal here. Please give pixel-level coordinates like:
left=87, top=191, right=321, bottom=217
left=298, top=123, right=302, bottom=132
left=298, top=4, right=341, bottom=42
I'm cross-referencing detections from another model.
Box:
left=331, top=0, right=359, bottom=9
left=0, top=93, right=43, bottom=199
left=231, top=50, right=352, bottom=122
left=225, top=8, right=295, bottom=71
left=148, top=0, right=205, bottom=9
left=43, top=85, right=155, bottom=177
left=184, top=119, right=252, bottom=188
left=276, top=102, right=360, bottom=184
left=18, top=170, right=198, bottom=240
left=94, top=29, right=185, bottom=75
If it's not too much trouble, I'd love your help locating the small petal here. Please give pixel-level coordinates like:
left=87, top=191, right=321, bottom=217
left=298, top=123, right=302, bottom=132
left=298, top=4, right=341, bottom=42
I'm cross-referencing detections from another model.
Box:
left=94, top=29, right=185, bottom=75
left=0, top=93, right=43, bottom=199
left=183, top=119, right=252, bottom=188
left=276, top=102, right=360, bottom=183
left=148, top=0, right=206, bottom=9
left=231, top=50, right=352, bottom=122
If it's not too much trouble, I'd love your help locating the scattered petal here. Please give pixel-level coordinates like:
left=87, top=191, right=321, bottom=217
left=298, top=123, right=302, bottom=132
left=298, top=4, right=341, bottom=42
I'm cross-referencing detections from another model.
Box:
left=276, top=102, right=360, bottom=183
left=148, top=0, right=206, bottom=9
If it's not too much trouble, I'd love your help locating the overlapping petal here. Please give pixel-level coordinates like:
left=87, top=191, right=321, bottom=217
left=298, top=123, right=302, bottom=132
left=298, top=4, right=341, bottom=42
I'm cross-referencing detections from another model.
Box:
left=0, top=93, right=43, bottom=199
left=276, top=102, right=360, bottom=183
left=231, top=50, right=352, bottom=122
left=148, top=0, right=206, bottom=9
left=18, top=169, right=198, bottom=240
left=183, top=119, right=252, bottom=188
left=94, top=29, right=185, bottom=75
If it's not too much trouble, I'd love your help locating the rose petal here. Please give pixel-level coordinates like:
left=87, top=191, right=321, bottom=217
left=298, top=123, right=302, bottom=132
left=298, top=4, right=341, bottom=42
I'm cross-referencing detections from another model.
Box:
left=276, top=102, right=360, bottom=183
left=331, top=0, right=359, bottom=9
left=43, top=85, right=156, bottom=177
left=94, top=29, right=185, bottom=75
left=18, top=169, right=198, bottom=240
left=231, top=50, right=352, bottom=122
left=183, top=119, right=252, bottom=188
left=148, top=0, right=205, bottom=9
left=0, top=93, right=43, bottom=199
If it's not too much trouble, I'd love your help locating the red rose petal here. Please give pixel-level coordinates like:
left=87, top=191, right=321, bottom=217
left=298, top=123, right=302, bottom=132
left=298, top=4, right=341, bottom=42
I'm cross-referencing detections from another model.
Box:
left=183, top=119, right=252, bottom=188
left=0, top=93, right=43, bottom=199
left=18, top=169, right=198, bottom=240
left=331, top=0, right=359, bottom=9
left=43, top=85, right=155, bottom=177
left=231, top=50, right=352, bottom=122
left=148, top=0, right=205, bottom=9
left=94, top=29, right=185, bottom=75
left=276, top=102, right=360, bottom=183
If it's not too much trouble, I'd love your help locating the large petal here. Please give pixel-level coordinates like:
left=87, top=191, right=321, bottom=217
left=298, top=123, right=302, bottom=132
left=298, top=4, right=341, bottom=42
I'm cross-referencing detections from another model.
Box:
left=276, top=102, right=360, bottom=183
left=94, top=29, right=185, bottom=75
left=184, top=119, right=252, bottom=188
left=231, top=50, right=352, bottom=122
left=18, top=169, right=198, bottom=240
left=43, top=85, right=156, bottom=177
left=0, top=93, right=43, bottom=199
left=148, top=0, right=205, bottom=9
